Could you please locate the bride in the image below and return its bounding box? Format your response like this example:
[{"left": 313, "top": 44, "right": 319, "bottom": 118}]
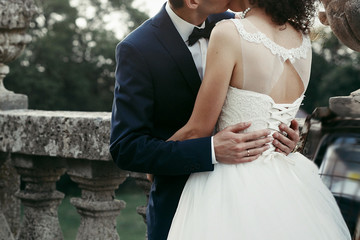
[{"left": 166, "top": 0, "right": 351, "bottom": 239}]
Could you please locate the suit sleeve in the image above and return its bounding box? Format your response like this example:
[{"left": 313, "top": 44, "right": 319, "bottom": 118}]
[{"left": 110, "top": 41, "right": 214, "bottom": 175}]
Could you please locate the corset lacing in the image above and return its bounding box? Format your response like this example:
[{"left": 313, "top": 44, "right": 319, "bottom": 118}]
[
  {"left": 262, "top": 97, "right": 303, "bottom": 165},
  {"left": 267, "top": 97, "right": 303, "bottom": 132}
]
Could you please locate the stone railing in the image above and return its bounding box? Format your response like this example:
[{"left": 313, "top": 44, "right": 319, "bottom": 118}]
[
  {"left": 0, "top": 110, "right": 314, "bottom": 240},
  {"left": 0, "top": 110, "right": 151, "bottom": 240},
  {"left": 1, "top": 102, "right": 359, "bottom": 240}
]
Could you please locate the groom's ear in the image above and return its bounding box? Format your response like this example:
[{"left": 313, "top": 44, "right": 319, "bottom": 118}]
[{"left": 185, "top": 0, "right": 200, "bottom": 9}]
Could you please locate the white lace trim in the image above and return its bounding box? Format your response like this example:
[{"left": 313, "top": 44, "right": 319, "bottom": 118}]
[{"left": 226, "top": 19, "right": 311, "bottom": 63}]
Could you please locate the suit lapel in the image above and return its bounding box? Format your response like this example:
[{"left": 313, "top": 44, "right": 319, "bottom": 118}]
[{"left": 151, "top": 5, "right": 202, "bottom": 97}]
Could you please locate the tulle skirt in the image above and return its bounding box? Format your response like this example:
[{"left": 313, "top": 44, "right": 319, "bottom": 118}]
[{"left": 167, "top": 152, "right": 351, "bottom": 240}]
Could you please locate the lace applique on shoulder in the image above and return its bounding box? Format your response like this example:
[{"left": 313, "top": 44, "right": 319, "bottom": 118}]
[{"left": 228, "top": 19, "right": 311, "bottom": 63}]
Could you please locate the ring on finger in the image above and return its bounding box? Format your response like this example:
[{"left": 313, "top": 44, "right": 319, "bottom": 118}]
[{"left": 247, "top": 150, "right": 250, "bottom": 157}]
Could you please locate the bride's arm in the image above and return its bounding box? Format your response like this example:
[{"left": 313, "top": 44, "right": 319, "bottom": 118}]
[{"left": 168, "top": 22, "right": 240, "bottom": 141}]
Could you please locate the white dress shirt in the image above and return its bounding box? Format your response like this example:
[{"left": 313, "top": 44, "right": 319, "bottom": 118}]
[{"left": 165, "top": 3, "right": 218, "bottom": 164}]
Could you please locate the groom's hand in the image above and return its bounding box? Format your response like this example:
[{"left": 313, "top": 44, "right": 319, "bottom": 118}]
[
  {"left": 272, "top": 119, "right": 300, "bottom": 155},
  {"left": 213, "top": 122, "right": 272, "bottom": 164}
]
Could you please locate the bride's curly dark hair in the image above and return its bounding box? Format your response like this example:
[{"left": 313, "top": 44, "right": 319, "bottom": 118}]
[{"left": 249, "top": 0, "right": 318, "bottom": 34}]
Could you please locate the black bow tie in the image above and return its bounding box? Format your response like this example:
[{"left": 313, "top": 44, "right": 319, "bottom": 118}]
[{"left": 187, "top": 20, "right": 215, "bottom": 46}]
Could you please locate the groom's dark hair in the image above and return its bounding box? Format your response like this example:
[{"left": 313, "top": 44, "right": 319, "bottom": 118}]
[{"left": 169, "top": 0, "right": 184, "bottom": 9}]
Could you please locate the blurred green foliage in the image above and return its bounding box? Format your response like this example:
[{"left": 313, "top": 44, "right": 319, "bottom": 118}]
[{"left": 5, "top": 0, "right": 148, "bottom": 111}]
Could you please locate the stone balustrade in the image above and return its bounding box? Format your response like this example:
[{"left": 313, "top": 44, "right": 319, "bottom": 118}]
[
  {"left": 0, "top": 101, "right": 358, "bottom": 240},
  {"left": 0, "top": 110, "right": 151, "bottom": 240}
]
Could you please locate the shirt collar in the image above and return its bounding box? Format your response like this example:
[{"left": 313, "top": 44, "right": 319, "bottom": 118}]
[{"left": 165, "top": 2, "right": 206, "bottom": 43}]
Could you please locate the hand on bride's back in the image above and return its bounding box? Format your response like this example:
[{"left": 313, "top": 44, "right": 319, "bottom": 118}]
[{"left": 213, "top": 122, "right": 272, "bottom": 164}]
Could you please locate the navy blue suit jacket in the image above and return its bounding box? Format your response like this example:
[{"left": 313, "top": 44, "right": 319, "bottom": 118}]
[{"left": 110, "top": 4, "right": 234, "bottom": 240}]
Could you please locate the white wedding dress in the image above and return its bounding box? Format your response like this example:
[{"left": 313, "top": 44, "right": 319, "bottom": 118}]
[{"left": 167, "top": 19, "right": 351, "bottom": 240}]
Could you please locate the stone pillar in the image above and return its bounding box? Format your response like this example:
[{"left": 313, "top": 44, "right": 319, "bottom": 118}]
[
  {"left": 0, "top": 63, "right": 28, "bottom": 109},
  {"left": 13, "top": 154, "right": 66, "bottom": 240},
  {"left": 0, "top": 213, "right": 15, "bottom": 240},
  {"left": 67, "top": 159, "right": 128, "bottom": 240},
  {"left": 0, "top": 152, "right": 16, "bottom": 240},
  {"left": 0, "top": 152, "right": 20, "bottom": 238},
  {"left": 130, "top": 172, "right": 151, "bottom": 240}
]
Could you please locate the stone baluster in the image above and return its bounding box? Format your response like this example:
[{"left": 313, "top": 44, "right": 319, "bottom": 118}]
[
  {"left": 0, "top": 152, "right": 20, "bottom": 239},
  {"left": 0, "top": 152, "right": 16, "bottom": 240},
  {"left": 12, "top": 154, "right": 66, "bottom": 240},
  {"left": 0, "top": 213, "right": 15, "bottom": 240},
  {"left": 67, "top": 159, "right": 128, "bottom": 240},
  {"left": 130, "top": 172, "right": 151, "bottom": 239}
]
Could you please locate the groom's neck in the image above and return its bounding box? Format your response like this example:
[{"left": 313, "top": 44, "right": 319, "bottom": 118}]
[{"left": 169, "top": 3, "right": 208, "bottom": 26}]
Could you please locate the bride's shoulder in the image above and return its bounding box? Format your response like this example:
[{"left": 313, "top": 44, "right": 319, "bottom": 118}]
[
  {"left": 213, "top": 19, "right": 243, "bottom": 36},
  {"left": 216, "top": 18, "right": 245, "bottom": 27},
  {"left": 209, "top": 20, "right": 242, "bottom": 48},
  {"left": 215, "top": 18, "right": 253, "bottom": 35}
]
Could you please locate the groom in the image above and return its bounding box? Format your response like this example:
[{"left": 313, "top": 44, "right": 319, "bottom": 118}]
[{"left": 110, "top": 0, "right": 300, "bottom": 239}]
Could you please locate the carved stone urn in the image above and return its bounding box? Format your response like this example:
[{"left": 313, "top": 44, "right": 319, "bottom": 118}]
[
  {"left": 318, "top": 0, "right": 360, "bottom": 113},
  {"left": 319, "top": 0, "right": 360, "bottom": 52},
  {"left": 0, "top": 0, "right": 38, "bottom": 110}
]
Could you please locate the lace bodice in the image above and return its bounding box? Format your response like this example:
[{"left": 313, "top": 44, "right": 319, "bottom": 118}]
[{"left": 216, "top": 87, "right": 303, "bottom": 134}]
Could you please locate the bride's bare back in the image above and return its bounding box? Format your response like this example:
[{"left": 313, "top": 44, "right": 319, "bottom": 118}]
[{"left": 228, "top": 17, "right": 312, "bottom": 104}]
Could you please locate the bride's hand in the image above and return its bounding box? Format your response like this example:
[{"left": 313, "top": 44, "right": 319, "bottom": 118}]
[{"left": 272, "top": 119, "right": 300, "bottom": 155}]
